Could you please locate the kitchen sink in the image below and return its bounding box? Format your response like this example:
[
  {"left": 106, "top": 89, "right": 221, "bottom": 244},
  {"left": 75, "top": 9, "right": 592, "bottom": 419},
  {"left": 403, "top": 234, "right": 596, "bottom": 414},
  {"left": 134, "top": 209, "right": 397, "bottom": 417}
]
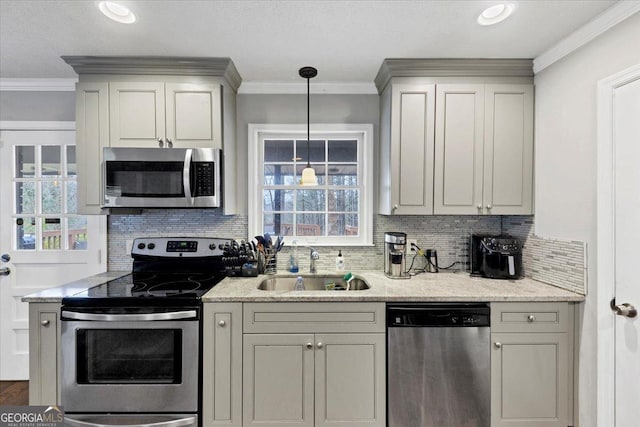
[{"left": 257, "top": 275, "right": 370, "bottom": 291}]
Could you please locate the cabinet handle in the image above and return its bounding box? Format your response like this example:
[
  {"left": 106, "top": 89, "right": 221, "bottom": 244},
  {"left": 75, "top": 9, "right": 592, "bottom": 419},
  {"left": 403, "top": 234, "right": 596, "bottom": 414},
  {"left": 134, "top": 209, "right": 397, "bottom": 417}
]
[
  {"left": 158, "top": 138, "right": 164, "bottom": 148},
  {"left": 317, "top": 342, "right": 324, "bottom": 349},
  {"left": 218, "top": 320, "right": 226, "bottom": 327},
  {"left": 166, "top": 138, "right": 173, "bottom": 148},
  {"left": 41, "top": 320, "right": 50, "bottom": 327},
  {"left": 494, "top": 342, "right": 502, "bottom": 348},
  {"left": 306, "top": 342, "right": 313, "bottom": 349},
  {"left": 527, "top": 315, "right": 535, "bottom": 323},
  {"left": 486, "top": 204, "right": 492, "bottom": 210},
  {"left": 477, "top": 204, "right": 482, "bottom": 210},
  {"left": 392, "top": 204, "right": 399, "bottom": 211}
]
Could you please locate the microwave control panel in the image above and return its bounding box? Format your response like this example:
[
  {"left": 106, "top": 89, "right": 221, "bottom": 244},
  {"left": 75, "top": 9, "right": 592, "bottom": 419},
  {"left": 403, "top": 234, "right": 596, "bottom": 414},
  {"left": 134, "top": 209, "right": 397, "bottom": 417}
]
[{"left": 192, "top": 162, "right": 215, "bottom": 197}]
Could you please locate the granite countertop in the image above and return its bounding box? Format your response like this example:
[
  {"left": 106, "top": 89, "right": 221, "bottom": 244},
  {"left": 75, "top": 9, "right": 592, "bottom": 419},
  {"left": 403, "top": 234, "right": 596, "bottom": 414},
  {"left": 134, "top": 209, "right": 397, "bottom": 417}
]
[
  {"left": 21, "top": 271, "right": 129, "bottom": 302},
  {"left": 202, "top": 270, "right": 585, "bottom": 302},
  {"left": 21, "top": 270, "right": 584, "bottom": 303}
]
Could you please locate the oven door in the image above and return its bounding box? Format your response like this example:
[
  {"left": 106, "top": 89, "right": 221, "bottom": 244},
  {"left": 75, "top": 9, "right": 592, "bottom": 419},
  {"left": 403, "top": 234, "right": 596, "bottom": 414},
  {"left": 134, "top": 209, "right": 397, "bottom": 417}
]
[{"left": 61, "top": 308, "right": 199, "bottom": 413}]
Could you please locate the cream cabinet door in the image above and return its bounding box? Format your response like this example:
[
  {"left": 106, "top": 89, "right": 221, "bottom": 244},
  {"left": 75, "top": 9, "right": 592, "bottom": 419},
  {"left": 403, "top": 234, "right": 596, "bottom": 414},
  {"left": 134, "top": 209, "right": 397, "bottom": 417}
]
[
  {"left": 491, "top": 333, "right": 570, "bottom": 427},
  {"left": 483, "top": 85, "right": 534, "bottom": 215},
  {"left": 28, "top": 303, "right": 60, "bottom": 405},
  {"left": 202, "top": 303, "right": 242, "bottom": 427},
  {"left": 165, "top": 83, "right": 222, "bottom": 149},
  {"left": 388, "top": 84, "right": 435, "bottom": 215},
  {"left": 434, "top": 84, "right": 485, "bottom": 214},
  {"left": 315, "top": 334, "right": 386, "bottom": 427},
  {"left": 109, "top": 82, "right": 165, "bottom": 147},
  {"left": 75, "top": 82, "right": 109, "bottom": 214},
  {"left": 243, "top": 334, "right": 315, "bottom": 427}
]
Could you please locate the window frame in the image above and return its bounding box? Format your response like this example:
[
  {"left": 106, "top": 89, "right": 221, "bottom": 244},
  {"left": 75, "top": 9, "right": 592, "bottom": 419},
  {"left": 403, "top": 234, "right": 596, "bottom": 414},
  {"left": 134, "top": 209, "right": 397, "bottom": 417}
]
[{"left": 248, "top": 124, "right": 374, "bottom": 246}]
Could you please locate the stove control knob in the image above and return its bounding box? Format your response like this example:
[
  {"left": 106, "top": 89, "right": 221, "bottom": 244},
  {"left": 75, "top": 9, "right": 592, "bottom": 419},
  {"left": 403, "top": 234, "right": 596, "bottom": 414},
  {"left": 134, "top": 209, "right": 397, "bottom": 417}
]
[
  {"left": 219, "top": 244, "right": 224, "bottom": 250},
  {"left": 137, "top": 243, "right": 146, "bottom": 250},
  {"left": 210, "top": 244, "right": 216, "bottom": 250},
  {"left": 148, "top": 243, "right": 156, "bottom": 250}
]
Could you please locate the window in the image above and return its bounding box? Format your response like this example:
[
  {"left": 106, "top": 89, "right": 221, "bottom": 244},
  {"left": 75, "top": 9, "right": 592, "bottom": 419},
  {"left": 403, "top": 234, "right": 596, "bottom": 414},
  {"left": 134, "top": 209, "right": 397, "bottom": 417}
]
[
  {"left": 13, "top": 142, "right": 87, "bottom": 251},
  {"left": 248, "top": 124, "right": 373, "bottom": 246}
]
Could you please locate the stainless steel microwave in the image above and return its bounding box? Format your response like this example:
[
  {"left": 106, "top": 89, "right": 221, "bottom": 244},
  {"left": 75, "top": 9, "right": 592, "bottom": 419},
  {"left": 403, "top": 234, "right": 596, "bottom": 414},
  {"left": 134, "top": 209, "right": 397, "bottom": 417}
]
[{"left": 103, "top": 147, "right": 221, "bottom": 208}]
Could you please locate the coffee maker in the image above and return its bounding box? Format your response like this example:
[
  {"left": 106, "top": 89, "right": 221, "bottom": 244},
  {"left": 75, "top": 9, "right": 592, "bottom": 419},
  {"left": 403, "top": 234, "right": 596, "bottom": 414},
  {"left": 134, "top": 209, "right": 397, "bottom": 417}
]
[{"left": 384, "top": 232, "right": 410, "bottom": 279}]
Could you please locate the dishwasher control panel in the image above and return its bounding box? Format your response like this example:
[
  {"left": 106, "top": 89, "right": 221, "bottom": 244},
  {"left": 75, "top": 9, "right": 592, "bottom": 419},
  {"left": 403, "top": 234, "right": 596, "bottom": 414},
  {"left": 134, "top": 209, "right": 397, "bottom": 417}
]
[{"left": 387, "top": 304, "right": 490, "bottom": 327}]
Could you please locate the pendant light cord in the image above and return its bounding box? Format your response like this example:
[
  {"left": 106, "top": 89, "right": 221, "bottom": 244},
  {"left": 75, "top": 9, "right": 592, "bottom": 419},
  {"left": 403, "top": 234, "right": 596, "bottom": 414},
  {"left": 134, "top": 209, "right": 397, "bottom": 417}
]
[{"left": 306, "top": 75, "right": 311, "bottom": 167}]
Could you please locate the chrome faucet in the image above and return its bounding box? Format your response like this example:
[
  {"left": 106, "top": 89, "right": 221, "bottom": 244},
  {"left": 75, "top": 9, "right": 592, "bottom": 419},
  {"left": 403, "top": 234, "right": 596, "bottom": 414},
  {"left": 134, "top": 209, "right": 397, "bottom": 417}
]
[{"left": 309, "top": 248, "right": 320, "bottom": 273}]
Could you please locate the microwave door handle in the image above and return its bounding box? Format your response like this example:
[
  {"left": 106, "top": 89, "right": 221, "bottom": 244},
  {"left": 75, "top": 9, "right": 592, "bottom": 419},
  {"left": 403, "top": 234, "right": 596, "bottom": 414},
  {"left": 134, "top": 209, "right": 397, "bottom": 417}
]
[
  {"left": 64, "top": 416, "right": 197, "bottom": 427},
  {"left": 183, "top": 148, "right": 193, "bottom": 200},
  {"left": 61, "top": 310, "right": 198, "bottom": 321}
]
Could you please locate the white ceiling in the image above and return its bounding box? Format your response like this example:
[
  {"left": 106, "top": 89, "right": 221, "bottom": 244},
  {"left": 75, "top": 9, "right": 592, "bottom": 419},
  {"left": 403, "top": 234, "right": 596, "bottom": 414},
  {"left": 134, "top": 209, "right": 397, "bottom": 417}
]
[{"left": 0, "top": 0, "right": 618, "bottom": 84}]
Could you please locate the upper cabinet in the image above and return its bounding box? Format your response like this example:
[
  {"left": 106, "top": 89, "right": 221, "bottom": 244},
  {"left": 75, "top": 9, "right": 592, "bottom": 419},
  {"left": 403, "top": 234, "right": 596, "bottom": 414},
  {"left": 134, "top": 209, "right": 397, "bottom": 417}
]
[
  {"left": 63, "top": 57, "right": 241, "bottom": 215},
  {"left": 109, "top": 82, "right": 222, "bottom": 149},
  {"left": 376, "top": 59, "right": 534, "bottom": 216}
]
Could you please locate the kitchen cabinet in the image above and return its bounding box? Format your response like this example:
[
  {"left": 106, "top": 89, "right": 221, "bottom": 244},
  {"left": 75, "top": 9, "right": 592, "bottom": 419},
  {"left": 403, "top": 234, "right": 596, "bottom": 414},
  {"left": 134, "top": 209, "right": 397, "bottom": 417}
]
[
  {"left": 378, "top": 83, "right": 435, "bottom": 215},
  {"left": 109, "top": 82, "right": 221, "bottom": 149},
  {"left": 28, "top": 302, "right": 61, "bottom": 405},
  {"left": 375, "top": 59, "right": 534, "bottom": 215},
  {"left": 434, "top": 84, "right": 534, "bottom": 215},
  {"left": 64, "top": 56, "right": 241, "bottom": 214},
  {"left": 490, "top": 302, "right": 574, "bottom": 427},
  {"left": 242, "top": 303, "right": 386, "bottom": 427},
  {"left": 202, "top": 303, "right": 242, "bottom": 427}
]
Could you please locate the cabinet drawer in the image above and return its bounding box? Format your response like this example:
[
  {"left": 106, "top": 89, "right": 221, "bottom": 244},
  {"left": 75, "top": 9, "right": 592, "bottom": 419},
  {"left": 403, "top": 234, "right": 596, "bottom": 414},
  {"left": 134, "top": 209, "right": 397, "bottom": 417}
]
[
  {"left": 491, "top": 302, "right": 570, "bottom": 333},
  {"left": 243, "top": 302, "right": 385, "bottom": 333}
]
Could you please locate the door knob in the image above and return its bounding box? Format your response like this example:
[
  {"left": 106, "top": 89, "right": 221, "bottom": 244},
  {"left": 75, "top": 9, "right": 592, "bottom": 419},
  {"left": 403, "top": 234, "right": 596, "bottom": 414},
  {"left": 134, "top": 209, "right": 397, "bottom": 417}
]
[
  {"left": 613, "top": 303, "right": 637, "bottom": 318},
  {"left": 1, "top": 253, "right": 10, "bottom": 262},
  {"left": 0, "top": 267, "right": 10, "bottom": 276}
]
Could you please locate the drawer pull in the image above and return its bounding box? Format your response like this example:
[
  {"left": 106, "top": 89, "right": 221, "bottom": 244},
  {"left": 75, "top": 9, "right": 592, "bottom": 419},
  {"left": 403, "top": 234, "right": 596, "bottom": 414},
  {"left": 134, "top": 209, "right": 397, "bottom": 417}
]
[
  {"left": 494, "top": 342, "right": 502, "bottom": 349},
  {"left": 306, "top": 342, "right": 313, "bottom": 349},
  {"left": 527, "top": 315, "right": 536, "bottom": 323},
  {"left": 41, "top": 320, "right": 50, "bottom": 327},
  {"left": 317, "top": 342, "right": 324, "bottom": 349},
  {"left": 218, "top": 320, "right": 226, "bottom": 327}
]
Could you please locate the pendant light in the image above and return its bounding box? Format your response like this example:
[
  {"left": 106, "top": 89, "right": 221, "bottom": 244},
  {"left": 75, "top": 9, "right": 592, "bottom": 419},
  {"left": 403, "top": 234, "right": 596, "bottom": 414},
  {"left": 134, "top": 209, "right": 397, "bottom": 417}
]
[{"left": 299, "top": 66, "right": 318, "bottom": 186}]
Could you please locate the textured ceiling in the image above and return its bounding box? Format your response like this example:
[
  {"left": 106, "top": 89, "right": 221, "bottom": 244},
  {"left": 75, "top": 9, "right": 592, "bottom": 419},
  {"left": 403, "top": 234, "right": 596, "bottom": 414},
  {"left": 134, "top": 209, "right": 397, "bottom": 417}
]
[{"left": 0, "top": 0, "right": 617, "bottom": 83}]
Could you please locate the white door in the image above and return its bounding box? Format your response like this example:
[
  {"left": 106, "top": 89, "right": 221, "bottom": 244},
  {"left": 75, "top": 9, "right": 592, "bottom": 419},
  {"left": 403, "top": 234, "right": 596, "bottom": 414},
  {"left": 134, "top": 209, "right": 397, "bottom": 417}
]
[
  {"left": 597, "top": 64, "right": 640, "bottom": 427},
  {"left": 612, "top": 75, "right": 640, "bottom": 425},
  {"left": 0, "top": 127, "right": 107, "bottom": 380}
]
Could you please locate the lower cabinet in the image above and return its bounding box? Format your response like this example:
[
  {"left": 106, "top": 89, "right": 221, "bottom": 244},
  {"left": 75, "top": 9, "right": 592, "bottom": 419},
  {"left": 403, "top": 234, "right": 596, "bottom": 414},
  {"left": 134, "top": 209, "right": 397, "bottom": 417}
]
[
  {"left": 202, "top": 303, "right": 243, "bottom": 427},
  {"left": 28, "top": 302, "right": 61, "bottom": 405},
  {"left": 242, "top": 303, "right": 386, "bottom": 427},
  {"left": 490, "top": 302, "right": 574, "bottom": 427}
]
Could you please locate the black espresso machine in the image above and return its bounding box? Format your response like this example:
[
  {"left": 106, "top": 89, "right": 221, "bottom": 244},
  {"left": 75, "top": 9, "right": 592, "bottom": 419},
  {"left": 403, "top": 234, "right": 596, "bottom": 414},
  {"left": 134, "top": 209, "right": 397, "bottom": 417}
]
[{"left": 470, "top": 235, "right": 523, "bottom": 279}]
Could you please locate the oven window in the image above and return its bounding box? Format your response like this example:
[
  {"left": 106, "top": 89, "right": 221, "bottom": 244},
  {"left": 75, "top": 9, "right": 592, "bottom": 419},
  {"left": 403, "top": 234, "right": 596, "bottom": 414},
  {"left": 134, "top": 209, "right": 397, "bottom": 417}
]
[
  {"left": 106, "top": 161, "right": 184, "bottom": 197},
  {"left": 76, "top": 329, "right": 182, "bottom": 384}
]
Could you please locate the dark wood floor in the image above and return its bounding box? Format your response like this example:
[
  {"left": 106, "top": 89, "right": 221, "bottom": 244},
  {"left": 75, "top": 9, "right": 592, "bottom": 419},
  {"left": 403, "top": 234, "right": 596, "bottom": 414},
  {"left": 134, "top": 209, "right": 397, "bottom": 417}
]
[{"left": 0, "top": 381, "right": 29, "bottom": 406}]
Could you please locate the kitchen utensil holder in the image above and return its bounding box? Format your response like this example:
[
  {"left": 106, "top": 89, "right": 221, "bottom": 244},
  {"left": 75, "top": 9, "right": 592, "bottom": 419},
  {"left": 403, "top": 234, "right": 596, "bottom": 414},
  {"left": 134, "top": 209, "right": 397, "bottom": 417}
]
[{"left": 264, "top": 248, "right": 277, "bottom": 274}]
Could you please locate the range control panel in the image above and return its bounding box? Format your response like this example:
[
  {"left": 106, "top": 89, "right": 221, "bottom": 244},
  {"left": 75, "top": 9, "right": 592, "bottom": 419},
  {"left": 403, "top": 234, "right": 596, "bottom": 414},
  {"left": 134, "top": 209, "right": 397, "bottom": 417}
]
[{"left": 131, "top": 237, "right": 233, "bottom": 257}]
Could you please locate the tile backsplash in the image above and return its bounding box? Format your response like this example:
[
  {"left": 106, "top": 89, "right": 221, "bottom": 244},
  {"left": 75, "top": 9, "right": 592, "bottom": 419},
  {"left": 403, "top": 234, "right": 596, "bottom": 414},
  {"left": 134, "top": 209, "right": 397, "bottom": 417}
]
[{"left": 108, "top": 211, "right": 586, "bottom": 295}]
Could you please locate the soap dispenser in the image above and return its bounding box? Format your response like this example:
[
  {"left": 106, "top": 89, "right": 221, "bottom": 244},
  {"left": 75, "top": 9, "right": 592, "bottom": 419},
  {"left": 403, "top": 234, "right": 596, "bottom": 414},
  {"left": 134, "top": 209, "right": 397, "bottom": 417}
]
[
  {"left": 335, "top": 250, "right": 345, "bottom": 271},
  {"left": 289, "top": 241, "right": 299, "bottom": 273}
]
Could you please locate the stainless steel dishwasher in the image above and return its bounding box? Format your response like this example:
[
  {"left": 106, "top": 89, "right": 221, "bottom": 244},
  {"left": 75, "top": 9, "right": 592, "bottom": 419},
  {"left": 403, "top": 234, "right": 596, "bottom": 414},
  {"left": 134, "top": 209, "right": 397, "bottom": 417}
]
[{"left": 387, "top": 303, "right": 490, "bottom": 427}]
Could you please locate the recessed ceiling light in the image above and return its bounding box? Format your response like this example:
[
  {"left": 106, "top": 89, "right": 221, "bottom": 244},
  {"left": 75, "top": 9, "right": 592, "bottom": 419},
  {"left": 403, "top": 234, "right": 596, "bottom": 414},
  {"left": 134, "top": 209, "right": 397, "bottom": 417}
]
[
  {"left": 477, "top": 3, "right": 515, "bottom": 26},
  {"left": 98, "top": 1, "right": 136, "bottom": 24}
]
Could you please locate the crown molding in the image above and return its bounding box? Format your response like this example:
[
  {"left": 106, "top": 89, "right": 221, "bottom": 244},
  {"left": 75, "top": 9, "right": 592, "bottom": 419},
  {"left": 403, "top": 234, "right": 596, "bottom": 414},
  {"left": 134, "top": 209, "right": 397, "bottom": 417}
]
[
  {"left": 374, "top": 58, "right": 534, "bottom": 93},
  {"left": 238, "top": 81, "right": 377, "bottom": 95},
  {"left": 0, "top": 78, "right": 77, "bottom": 91},
  {"left": 0, "top": 121, "right": 75, "bottom": 130},
  {"left": 61, "top": 56, "right": 242, "bottom": 92},
  {"left": 534, "top": 1, "right": 640, "bottom": 74}
]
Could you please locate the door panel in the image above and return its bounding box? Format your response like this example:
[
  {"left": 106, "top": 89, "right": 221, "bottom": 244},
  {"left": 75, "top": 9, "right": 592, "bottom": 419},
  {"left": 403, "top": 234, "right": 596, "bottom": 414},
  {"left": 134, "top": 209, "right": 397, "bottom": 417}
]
[
  {"left": 165, "top": 83, "right": 222, "bottom": 148},
  {"left": 613, "top": 76, "right": 640, "bottom": 425},
  {"left": 109, "top": 82, "right": 164, "bottom": 146},
  {"left": 434, "top": 85, "right": 484, "bottom": 214},
  {"left": 484, "top": 85, "right": 534, "bottom": 214},
  {"left": 0, "top": 129, "right": 107, "bottom": 380},
  {"left": 243, "top": 334, "right": 314, "bottom": 427}
]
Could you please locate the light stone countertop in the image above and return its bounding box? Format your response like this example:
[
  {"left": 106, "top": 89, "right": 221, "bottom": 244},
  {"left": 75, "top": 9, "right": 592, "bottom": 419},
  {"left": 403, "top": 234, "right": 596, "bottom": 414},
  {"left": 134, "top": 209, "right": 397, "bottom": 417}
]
[
  {"left": 202, "top": 270, "right": 585, "bottom": 302},
  {"left": 21, "top": 270, "right": 585, "bottom": 303},
  {"left": 21, "top": 271, "right": 129, "bottom": 302}
]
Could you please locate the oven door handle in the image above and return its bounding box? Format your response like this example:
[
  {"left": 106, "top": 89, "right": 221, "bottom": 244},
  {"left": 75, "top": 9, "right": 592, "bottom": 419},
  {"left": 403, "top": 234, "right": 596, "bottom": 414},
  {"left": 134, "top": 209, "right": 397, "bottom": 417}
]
[
  {"left": 64, "top": 416, "right": 196, "bottom": 427},
  {"left": 61, "top": 310, "right": 198, "bottom": 321}
]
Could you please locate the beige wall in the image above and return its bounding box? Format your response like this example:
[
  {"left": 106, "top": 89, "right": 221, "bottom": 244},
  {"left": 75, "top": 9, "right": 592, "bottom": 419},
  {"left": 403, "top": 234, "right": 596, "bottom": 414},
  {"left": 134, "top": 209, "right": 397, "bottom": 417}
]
[
  {"left": 0, "top": 91, "right": 75, "bottom": 121},
  {"left": 534, "top": 12, "right": 640, "bottom": 426}
]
